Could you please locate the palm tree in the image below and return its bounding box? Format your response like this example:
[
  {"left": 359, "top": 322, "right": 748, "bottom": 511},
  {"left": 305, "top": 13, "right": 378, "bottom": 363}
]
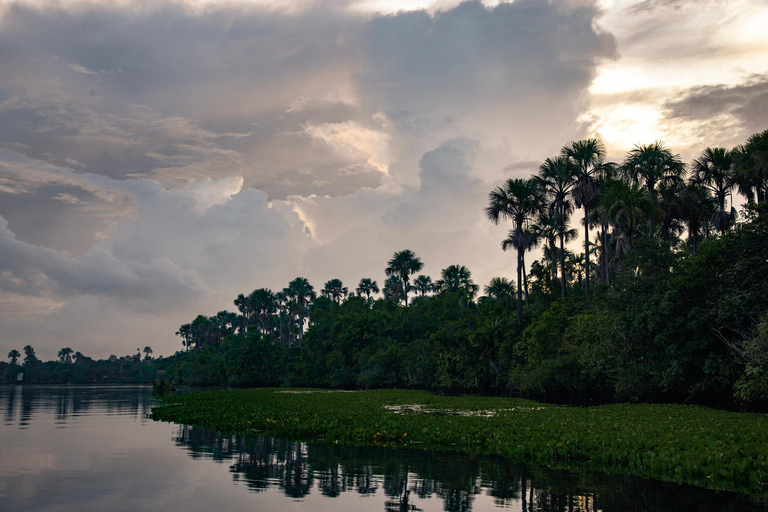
[
  {"left": 486, "top": 178, "right": 543, "bottom": 324},
  {"left": 248, "top": 288, "right": 277, "bottom": 336},
  {"left": 562, "top": 139, "right": 613, "bottom": 298},
  {"left": 537, "top": 156, "right": 577, "bottom": 300},
  {"left": 383, "top": 275, "right": 405, "bottom": 304},
  {"left": 58, "top": 347, "right": 74, "bottom": 364},
  {"left": 692, "top": 147, "right": 736, "bottom": 233},
  {"left": 284, "top": 277, "right": 316, "bottom": 346},
  {"left": 233, "top": 293, "right": 252, "bottom": 335},
  {"left": 413, "top": 275, "right": 433, "bottom": 297},
  {"left": 679, "top": 180, "right": 715, "bottom": 254},
  {"left": 600, "top": 179, "right": 658, "bottom": 253},
  {"left": 733, "top": 129, "right": 768, "bottom": 203},
  {"left": 7, "top": 349, "right": 20, "bottom": 366},
  {"left": 142, "top": 346, "right": 153, "bottom": 360},
  {"left": 176, "top": 324, "right": 193, "bottom": 351},
  {"left": 322, "top": 279, "right": 348, "bottom": 304},
  {"left": 385, "top": 250, "right": 424, "bottom": 307},
  {"left": 435, "top": 265, "right": 479, "bottom": 299},
  {"left": 501, "top": 227, "right": 537, "bottom": 308},
  {"left": 621, "top": 141, "right": 685, "bottom": 236},
  {"left": 483, "top": 277, "right": 516, "bottom": 311},
  {"left": 356, "top": 278, "right": 379, "bottom": 301},
  {"left": 23, "top": 345, "right": 38, "bottom": 366}
]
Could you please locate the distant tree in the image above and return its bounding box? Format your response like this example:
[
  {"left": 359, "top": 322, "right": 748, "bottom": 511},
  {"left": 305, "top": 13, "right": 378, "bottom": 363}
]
[
  {"left": 176, "top": 324, "right": 193, "bottom": 352},
  {"left": 58, "top": 347, "right": 74, "bottom": 364},
  {"left": 413, "top": 275, "right": 434, "bottom": 298},
  {"left": 601, "top": 179, "right": 657, "bottom": 254},
  {"left": 435, "top": 265, "right": 479, "bottom": 299},
  {"left": 248, "top": 288, "right": 277, "bottom": 335},
  {"left": 7, "top": 349, "right": 20, "bottom": 366},
  {"left": 356, "top": 278, "right": 379, "bottom": 301},
  {"left": 233, "top": 294, "right": 253, "bottom": 335},
  {"left": 143, "top": 346, "right": 153, "bottom": 360},
  {"left": 382, "top": 275, "right": 405, "bottom": 304},
  {"left": 385, "top": 250, "right": 424, "bottom": 307},
  {"left": 23, "top": 345, "right": 39, "bottom": 366},
  {"left": 321, "top": 279, "right": 348, "bottom": 304},
  {"left": 483, "top": 277, "right": 515, "bottom": 310},
  {"left": 284, "top": 277, "right": 316, "bottom": 346}
]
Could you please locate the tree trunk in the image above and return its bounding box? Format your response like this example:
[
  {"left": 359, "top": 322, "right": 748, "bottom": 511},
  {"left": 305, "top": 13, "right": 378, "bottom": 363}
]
[
  {"left": 559, "top": 223, "right": 567, "bottom": 301},
  {"left": 583, "top": 205, "right": 590, "bottom": 298},
  {"left": 517, "top": 247, "right": 523, "bottom": 325},
  {"left": 603, "top": 225, "right": 610, "bottom": 287},
  {"left": 522, "top": 252, "right": 530, "bottom": 309}
]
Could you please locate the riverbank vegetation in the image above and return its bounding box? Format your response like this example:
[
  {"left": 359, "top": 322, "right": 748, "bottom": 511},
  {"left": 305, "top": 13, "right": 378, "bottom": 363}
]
[
  {"left": 151, "top": 388, "right": 768, "bottom": 495},
  {"left": 148, "top": 131, "right": 768, "bottom": 410}
]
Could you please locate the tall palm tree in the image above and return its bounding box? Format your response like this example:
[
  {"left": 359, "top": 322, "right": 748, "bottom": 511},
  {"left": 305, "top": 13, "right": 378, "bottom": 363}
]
[
  {"left": 529, "top": 212, "right": 559, "bottom": 283},
  {"left": 621, "top": 141, "right": 685, "bottom": 236},
  {"left": 562, "top": 139, "right": 612, "bottom": 298},
  {"left": 321, "top": 279, "right": 348, "bottom": 304},
  {"left": 486, "top": 178, "right": 543, "bottom": 324},
  {"left": 142, "top": 346, "right": 153, "bottom": 360},
  {"left": 435, "top": 265, "right": 479, "bottom": 299},
  {"left": 692, "top": 147, "right": 736, "bottom": 233},
  {"left": 733, "top": 129, "right": 768, "bottom": 204},
  {"left": 483, "top": 277, "right": 516, "bottom": 311},
  {"left": 385, "top": 250, "right": 424, "bottom": 307},
  {"left": 413, "top": 275, "right": 433, "bottom": 298},
  {"left": 284, "top": 277, "right": 316, "bottom": 346},
  {"left": 356, "top": 278, "right": 379, "bottom": 301},
  {"left": 537, "top": 156, "right": 577, "bottom": 300},
  {"left": 175, "top": 324, "right": 192, "bottom": 351}
]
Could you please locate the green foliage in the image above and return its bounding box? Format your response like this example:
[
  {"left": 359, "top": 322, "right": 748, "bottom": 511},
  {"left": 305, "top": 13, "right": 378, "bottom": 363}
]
[{"left": 152, "top": 388, "right": 768, "bottom": 495}]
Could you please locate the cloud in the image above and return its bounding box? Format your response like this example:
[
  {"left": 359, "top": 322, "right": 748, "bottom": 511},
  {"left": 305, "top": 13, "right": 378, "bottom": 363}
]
[
  {"left": 0, "top": 0, "right": 618, "bottom": 358},
  {"left": 662, "top": 75, "right": 768, "bottom": 146}
]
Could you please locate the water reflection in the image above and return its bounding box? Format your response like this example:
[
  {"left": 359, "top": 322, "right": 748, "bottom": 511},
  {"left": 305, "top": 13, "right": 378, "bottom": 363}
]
[
  {"left": 171, "top": 423, "right": 768, "bottom": 512},
  {"left": 1, "top": 385, "right": 767, "bottom": 512}
]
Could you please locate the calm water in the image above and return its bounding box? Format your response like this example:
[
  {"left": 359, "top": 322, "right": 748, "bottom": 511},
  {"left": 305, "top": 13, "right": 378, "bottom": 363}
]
[{"left": 1, "top": 385, "right": 766, "bottom": 512}]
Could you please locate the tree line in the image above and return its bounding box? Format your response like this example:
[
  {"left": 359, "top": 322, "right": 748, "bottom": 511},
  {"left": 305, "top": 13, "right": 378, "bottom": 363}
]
[{"left": 5, "top": 129, "right": 768, "bottom": 407}]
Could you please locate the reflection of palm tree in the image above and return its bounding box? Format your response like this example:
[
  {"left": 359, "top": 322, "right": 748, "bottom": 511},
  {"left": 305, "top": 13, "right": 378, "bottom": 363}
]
[
  {"left": 385, "top": 250, "right": 424, "bottom": 308},
  {"left": 486, "top": 178, "right": 542, "bottom": 324}
]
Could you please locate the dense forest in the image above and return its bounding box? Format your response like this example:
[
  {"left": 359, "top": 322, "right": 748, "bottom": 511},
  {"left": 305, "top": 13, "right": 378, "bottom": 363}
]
[{"left": 5, "top": 130, "right": 768, "bottom": 409}]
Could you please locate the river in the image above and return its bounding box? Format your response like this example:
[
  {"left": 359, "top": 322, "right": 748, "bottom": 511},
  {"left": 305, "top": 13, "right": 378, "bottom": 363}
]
[{"left": 0, "top": 385, "right": 765, "bottom": 511}]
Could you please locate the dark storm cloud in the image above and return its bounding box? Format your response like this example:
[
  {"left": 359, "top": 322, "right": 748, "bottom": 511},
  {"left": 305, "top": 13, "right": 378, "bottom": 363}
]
[{"left": 663, "top": 75, "right": 768, "bottom": 142}]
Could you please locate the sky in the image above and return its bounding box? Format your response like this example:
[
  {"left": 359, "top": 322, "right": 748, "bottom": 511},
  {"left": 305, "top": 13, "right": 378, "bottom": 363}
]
[{"left": 0, "top": 0, "right": 766, "bottom": 360}]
